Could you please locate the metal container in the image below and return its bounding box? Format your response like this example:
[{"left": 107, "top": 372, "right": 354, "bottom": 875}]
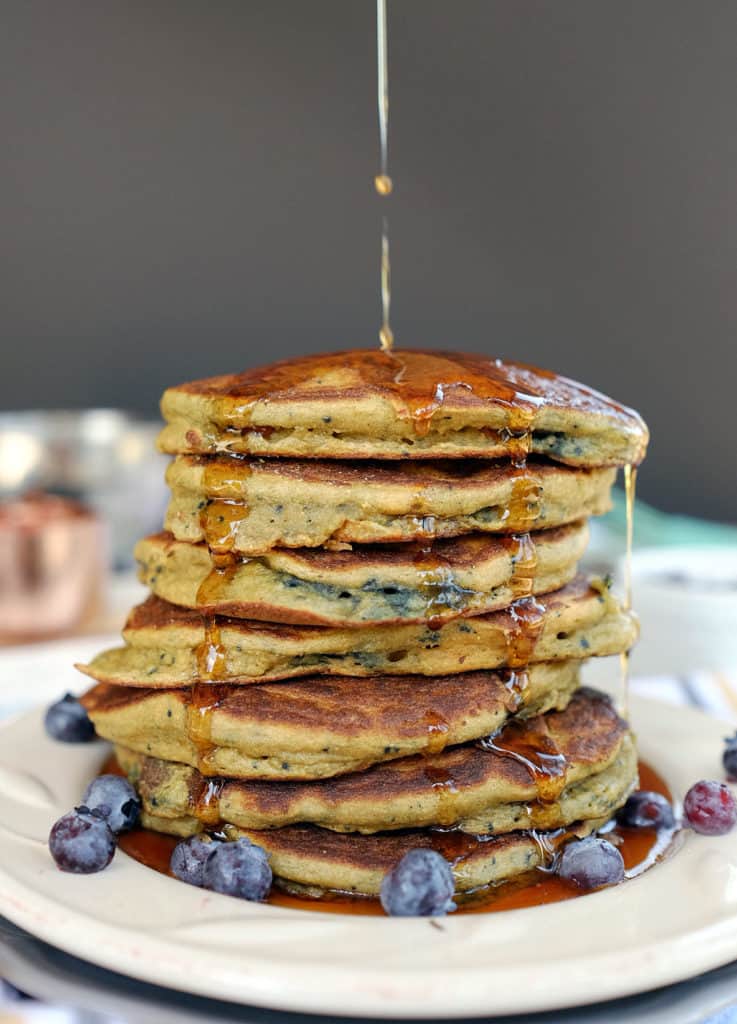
[{"left": 0, "top": 409, "right": 168, "bottom": 569}]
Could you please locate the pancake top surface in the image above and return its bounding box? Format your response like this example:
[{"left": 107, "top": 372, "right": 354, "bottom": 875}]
[
  {"left": 170, "top": 349, "right": 631, "bottom": 419},
  {"left": 160, "top": 349, "right": 648, "bottom": 466}
]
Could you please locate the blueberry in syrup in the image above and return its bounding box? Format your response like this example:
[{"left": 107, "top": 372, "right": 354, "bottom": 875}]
[
  {"left": 82, "top": 775, "right": 141, "bottom": 834},
  {"left": 556, "top": 836, "right": 625, "bottom": 890},
  {"left": 380, "top": 849, "right": 456, "bottom": 917},
  {"left": 683, "top": 780, "right": 737, "bottom": 836},
  {"left": 171, "top": 835, "right": 220, "bottom": 887},
  {"left": 48, "top": 807, "right": 116, "bottom": 874},
  {"left": 44, "top": 693, "right": 95, "bottom": 743},
  {"left": 202, "top": 838, "right": 272, "bottom": 901},
  {"left": 723, "top": 733, "right": 737, "bottom": 781},
  {"left": 617, "top": 791, "right": 675, "bottom": 830}
]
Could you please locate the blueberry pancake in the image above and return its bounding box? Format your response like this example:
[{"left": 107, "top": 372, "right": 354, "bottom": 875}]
[
  {"left": 76, "top": 577, "right": 636, "bottom": 689},
  {"left": 143, "top": 818, "right": 611, "bottom": 898},
  {"left": 159, "top": 349, "right": 648, "bottom": 467},
  {"left": 133, "top": 520, "right": 588, "bottom": 627},
  {"left": 165, "top": 455, "right": 615, "bottom": 555},
  {"left": 81, "top": 660, "right": 581, "bottom": 780},
  {"left": 114, "top": 689, "right": 637, "bottom": 835}
]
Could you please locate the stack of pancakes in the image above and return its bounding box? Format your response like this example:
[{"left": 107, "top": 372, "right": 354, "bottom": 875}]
[{"left": 79, "top": 350, "right": 648, "bottom": 901}]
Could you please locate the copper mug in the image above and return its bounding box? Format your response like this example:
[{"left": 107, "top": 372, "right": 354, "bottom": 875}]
[{"left": 0, "top": 493, "right": 106, "bottom": 642}]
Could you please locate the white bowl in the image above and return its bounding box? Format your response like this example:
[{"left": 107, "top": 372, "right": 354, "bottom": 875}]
[{"left": 623, "top": 546, "right": 737, "bottom": 675}]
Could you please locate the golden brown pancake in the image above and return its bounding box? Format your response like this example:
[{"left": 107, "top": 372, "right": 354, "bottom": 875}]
[
  {"left": 158, "top": 349, "right": 648, "bottom": 467},
  {"left": 116, "top": 689, "right": 635, "bottom": 834},
  {"left": 165, "top": 455, "right": 616, "bottom": 555},
  {"left": 134, "top": 521, "right": 588, "bottom": 627},
  {"left": 76, "top": 577, "right": 635, "bottom": 689},
  {"left": 137, "top": 818, "right": 608, "bottom": 896},
  {"left": 81, "top": 661, "right": 581, "bottom": 780}
]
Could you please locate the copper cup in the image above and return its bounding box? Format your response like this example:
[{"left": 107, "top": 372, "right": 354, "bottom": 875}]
[{"left": 0, "top": 493, "right": 106, "bottom": 642}]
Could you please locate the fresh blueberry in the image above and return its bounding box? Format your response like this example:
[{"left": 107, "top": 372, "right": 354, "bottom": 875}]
[
  {"left": 723, "top": 733, "right": 737, "bottom": 781},
  {"left": 202, "top": 838, "right": 272, "bottom": 901},
  {"left": 44, "top": 693, "right": 95, "bottom": 743},
  {"left": 81, "top": 775, "right": 141, "bottom": 834},
  {"left": 684, "top": 780, "right": 737, "bottom": 835},
  {"left": 171, "top": 835, "right": 219, "bottom": 887},
  {"left": 48, "top": 807, "right": 116, "bottom": 873},
  {"left": 557, "top": 837, "right": 624, "bottom": 890},
  {"left": 380, "top": 849, "right": 456, "bottom": 917},
  {"left": 617, "top": 791, "right": 675, "bottom": 830}
]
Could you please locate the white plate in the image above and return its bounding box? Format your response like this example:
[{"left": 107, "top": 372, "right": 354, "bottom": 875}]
[{"left": 0, "top": 697, "right": 735, "bottom": 1019}]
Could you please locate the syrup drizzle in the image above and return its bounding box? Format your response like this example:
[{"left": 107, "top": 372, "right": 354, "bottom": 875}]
[
  {"left": 198, "top": 459, "right": 251, "bottom": 564},
  {"left": 375, "top": 0, "right": 393, "bottom": 352},
  {"left": 423, "top": 710, "right": 451, "bottom": 755},
  {"left": 502, "top": 532, "right": 539, "bottom": 601},
  {"left": 478, "top": 718, "right": 568, "bottom": 804},
  {"left": 185, "top": 683, "right": 227, "bottom": 774},
  {"left": 505, "top": 598, "right": 546, "bottom": 668},
  {"left": 424, "top": 764, "right": 460, "bottom": 827}
]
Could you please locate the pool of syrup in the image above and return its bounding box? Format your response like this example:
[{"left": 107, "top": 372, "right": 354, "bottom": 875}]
[{"left": 115, "top": 759, "right": 676, "bottom": 917}]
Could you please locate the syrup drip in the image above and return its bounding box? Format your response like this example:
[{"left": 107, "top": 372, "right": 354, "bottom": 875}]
[
  {"left": 424, "top": 765, "right": 460, "bottom": 827},
  {"left": 194, "top": 778, "right": 225, "bottom": 828},
  {"left": 478, "top": 718, "right": 568, "bottom": 804},
  {"left": 619, "top": 463, "right": 637, "bottom": 718},
  {"left": 502, "top": 532, "right": 538, "bottom": 601},
  {"left": 505, "top": 598, "right": 546, "bottom": 668},
  {"left": 199, "top": 460, "right": 251, "bottom": 565},
  {"left": 528, "top": 827, "right": 573, "bottom": 871},
  {"left": 194, "top": 619, "right": 227, "bottom": 681},
  {"left": 195, "top": 560, "right": 240, "bottom": 620},
  {"left": 411, "top": 542, "right": 467, "bottom": 624},
  {"left": 186, "top": 683, "right": 227, "bottom": 774},
  {"left": 504, "top": 465, "right": 543, "bottom": 529},
  {"left": 423, "top": 710, "right": 451, "bottom": 755},
  {"left": 116, "top": 759, "right": 674, "bottom": 917},
  {"left": 499, "top": 669, "right": 530, "bottom": 713},
  {"left": 497, "top": 405, "right": 536, "bottom": 466},
  {"left": 375, "top": 0, "right": 393, "bottom": 351}
]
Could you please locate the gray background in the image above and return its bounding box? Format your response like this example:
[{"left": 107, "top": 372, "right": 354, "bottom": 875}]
[{"left": 1, "top": 1, "right": 735, "bottom": 520}]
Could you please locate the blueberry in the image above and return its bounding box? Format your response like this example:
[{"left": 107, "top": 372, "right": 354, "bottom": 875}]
[
  {"left": 48, "top": 807, "right": 116, "bottom": 873},
  {"left": 202, "top": 838, "right": 272, "bottom": 901},
  {"left": 380, "top": 849, "right": 456, "bottom": 917},
  {"left": 684, "top": 780, "right": 737, "bottom": 835},
  {"left": 44, "top": 693, "right": 95, "bottom": 743},
  {"left": 171, "top": 835, "right": 219, "bottom": 887},
  {"left": 81, "top": 775, "right": 141, "bottom": 834},
  {"left": 617, "top": 791, "right": 675, "bottom": 830},
  {"left": 557, "top": 837, "right": 624, "bottom": 890},
  {"left": 723, "top": 733, "right": 737, "bottom": 781}
]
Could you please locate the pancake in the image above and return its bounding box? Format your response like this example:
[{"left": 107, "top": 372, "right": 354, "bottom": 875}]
[
  {"left": 158, "top": 349, "right": 648, "bottom": 467},
  {"left": 165, "top": 455, "right": 616, "bottom": 555},
  {"left": 138, "top": 818, "right": 608, "bottom": 897},
  {"left": 81, "top": 661, "right": 581, "bottom": 780},
  {"left": 134, "top": 521, "right": 588, "bottom": 627},
  {"left": 115, "top": 689, "right": 636, "bottom": 834},
  {"left": 76, "top": 578, "right": 636, "bottom": 688}
]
